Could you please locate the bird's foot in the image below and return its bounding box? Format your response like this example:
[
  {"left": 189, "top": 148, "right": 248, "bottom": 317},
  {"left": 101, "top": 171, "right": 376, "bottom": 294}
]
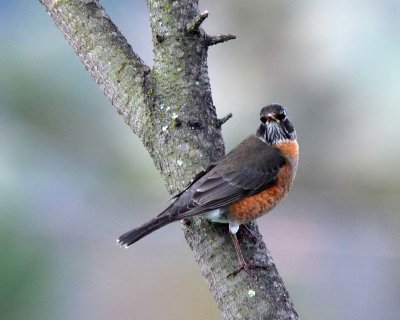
[{"left": 227, "top": 261, "right": 268, "bottom": 278}]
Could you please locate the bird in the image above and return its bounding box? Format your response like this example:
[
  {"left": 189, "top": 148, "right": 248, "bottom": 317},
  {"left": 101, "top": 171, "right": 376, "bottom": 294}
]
[{"left": 118, "top": 104, "right": 299, "bottom": 276}]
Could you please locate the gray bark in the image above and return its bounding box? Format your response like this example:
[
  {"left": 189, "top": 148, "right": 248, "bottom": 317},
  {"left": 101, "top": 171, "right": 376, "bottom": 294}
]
[{"left": 38, "top": 0, "right": 299, "bottom": 319}]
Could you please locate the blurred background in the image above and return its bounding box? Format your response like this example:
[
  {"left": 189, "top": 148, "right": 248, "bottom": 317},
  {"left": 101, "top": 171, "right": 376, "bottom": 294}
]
[{"left": 1, "top": 1, "right": 399, "bottom": 319}]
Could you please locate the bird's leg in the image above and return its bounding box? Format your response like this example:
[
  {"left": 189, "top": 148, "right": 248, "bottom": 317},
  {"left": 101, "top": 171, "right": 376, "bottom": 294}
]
[
  {"left": 241, "top": 223, "right": 262, "bottom": 242},
  {"left": 227, "top": 226, "right": 269, "bottom": 278},
  {"left": 228, "top": 231, "right": 249, "bottom": 277}
]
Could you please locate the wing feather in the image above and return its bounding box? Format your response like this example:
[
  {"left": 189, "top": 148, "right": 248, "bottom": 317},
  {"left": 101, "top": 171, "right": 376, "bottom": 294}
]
[{"left": 165, "top": 136, "right": 286, "bottom": 220}]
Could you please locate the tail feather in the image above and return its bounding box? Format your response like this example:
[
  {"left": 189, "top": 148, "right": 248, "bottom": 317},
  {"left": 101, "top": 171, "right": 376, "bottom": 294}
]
[{"left": 117, "top": 215, "right": 174, "bottom": 247}]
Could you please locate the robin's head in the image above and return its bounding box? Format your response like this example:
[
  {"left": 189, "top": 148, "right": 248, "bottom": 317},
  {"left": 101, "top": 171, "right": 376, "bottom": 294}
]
[{"left": 256, "top": 104, "right": 296, "bottom": 144}]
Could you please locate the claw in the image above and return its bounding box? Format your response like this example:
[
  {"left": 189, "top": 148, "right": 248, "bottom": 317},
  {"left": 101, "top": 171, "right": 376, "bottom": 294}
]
[
  {"left": 228, "top": 262, "right": 268, "bottom": 278},
  {"left": 227, "top": 227, "right": 268, "bottom": 278}
]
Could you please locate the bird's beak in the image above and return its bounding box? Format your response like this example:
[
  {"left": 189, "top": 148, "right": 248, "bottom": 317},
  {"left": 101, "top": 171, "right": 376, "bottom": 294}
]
[{"left": 266, "top": 113, "right": 277, "bottom": 122}]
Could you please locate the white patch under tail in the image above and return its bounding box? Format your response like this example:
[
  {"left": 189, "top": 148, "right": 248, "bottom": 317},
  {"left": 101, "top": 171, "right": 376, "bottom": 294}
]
[{"left": 205, "top": 209, "right": 229, "bottom": 224}]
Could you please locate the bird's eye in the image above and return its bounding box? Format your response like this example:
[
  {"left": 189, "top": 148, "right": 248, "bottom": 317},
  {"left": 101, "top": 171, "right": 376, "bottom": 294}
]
[
  {"left": 275, "top": 111, "right": 286, "bottom": 121},
  {"left": 260, "top": 116, "right": 267, "bottom": 123}
]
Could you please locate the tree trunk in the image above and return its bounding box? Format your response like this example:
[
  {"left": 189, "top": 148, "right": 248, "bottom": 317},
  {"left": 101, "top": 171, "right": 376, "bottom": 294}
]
[{"left": 38, "top": 0, "right": 299, "bottom": 319}]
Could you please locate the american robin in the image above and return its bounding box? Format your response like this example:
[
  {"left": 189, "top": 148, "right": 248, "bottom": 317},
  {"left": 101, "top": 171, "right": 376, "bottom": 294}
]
[{"left": 118, "top": 104, "right": 299, "bottom": 276}]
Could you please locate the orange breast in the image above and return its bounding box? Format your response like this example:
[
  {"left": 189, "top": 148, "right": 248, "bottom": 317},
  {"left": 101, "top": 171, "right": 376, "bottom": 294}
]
[
  {"left": 276, "top": 140, "right": 299, "bottom": 158},
  {"left": 228, "top": 140, "right": 298, "bottom": 224}
]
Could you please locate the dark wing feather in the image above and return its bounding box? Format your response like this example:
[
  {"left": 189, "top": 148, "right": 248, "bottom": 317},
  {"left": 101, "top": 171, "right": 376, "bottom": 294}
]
[
  {"left": 118, "top": 136, "right": 285, "bottom": 247},
  {"left": 169, "top": 164, "right": 216, "bottom": 201},
  {"left": 190, "top": 165, "right": 281, "bottom": 211},
  {"left": 169, "top": 135, "right": 285, "bottom": 218}
]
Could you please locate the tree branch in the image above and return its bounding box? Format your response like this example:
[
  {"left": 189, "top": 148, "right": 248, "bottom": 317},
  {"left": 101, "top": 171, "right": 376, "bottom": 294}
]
[
  {"left": 39, "top": 0, "right": 298, "bottom": 319},
  {"left": 217, "top": 112, "right": 233, "bottom": 128},
  {"left": 38, "top": 0, "right": 151, "bottom": 137},
  {"left": 187, "top": 10, "right": 209, "bottom": 33},
  {"left": 205, "top": 34, "right": 237, "bottom": 46}
]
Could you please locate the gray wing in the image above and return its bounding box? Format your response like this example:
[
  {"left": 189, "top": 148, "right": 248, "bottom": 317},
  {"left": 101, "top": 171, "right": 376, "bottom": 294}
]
[{"left": 165, "top": 136, "right": 286, "bottom": 218}]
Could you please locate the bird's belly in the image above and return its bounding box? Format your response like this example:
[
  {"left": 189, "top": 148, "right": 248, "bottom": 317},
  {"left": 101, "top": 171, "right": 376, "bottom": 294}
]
[{"left": 228, "top": 162, "right": 296, "bottom": 224}]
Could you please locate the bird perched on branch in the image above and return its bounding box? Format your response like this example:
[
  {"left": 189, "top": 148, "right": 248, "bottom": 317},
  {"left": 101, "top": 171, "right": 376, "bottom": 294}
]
[{"left": 118, "top": 104, "right": 299, "bottom": 276}]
